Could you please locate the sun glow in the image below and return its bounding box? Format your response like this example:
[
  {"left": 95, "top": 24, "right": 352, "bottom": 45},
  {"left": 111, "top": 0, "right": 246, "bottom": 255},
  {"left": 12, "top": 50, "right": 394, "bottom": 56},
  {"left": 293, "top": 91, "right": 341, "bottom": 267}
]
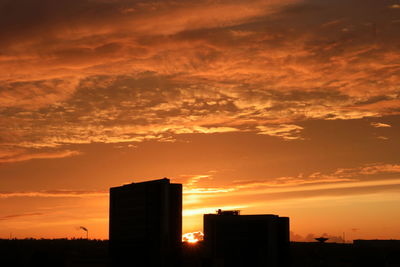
[{"left": 182, "top": 231, "right": 204, "bottom": 243}]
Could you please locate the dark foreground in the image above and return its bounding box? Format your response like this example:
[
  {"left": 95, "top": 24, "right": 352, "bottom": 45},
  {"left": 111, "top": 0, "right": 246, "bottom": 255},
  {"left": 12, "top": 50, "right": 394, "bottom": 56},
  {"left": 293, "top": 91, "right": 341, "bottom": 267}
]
[{"left": 1, "top": 239, "right": 399, "bottom": 267}]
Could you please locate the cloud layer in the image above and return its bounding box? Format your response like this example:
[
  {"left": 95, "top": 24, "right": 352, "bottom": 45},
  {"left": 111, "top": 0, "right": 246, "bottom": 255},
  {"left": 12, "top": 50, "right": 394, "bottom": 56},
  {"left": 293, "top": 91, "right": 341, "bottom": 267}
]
[{"left": 0, "top": 0, "right": 399, "bottom": 161}]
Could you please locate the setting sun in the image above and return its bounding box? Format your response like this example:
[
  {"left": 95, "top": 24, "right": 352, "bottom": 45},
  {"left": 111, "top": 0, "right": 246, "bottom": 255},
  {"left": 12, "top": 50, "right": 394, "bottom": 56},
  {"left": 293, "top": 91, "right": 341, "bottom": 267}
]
[{"left": 182, "top": 231, "right": 204, "bottom": 244}]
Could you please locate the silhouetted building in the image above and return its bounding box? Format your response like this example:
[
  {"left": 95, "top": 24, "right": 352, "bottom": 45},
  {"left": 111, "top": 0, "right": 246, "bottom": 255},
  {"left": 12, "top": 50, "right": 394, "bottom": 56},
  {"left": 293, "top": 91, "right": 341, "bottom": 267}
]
[
  {"left": 203, "top": 210, "right": 289, "bottom": 267},
  {"left": 354, "top": 239, "right": 400, "bottom": 248},
  {"left": 354, "top": 240, "right": 400, "bottom": 267},
  {"left": 109, "top": 178, "right": 182, "bottom": 267}
]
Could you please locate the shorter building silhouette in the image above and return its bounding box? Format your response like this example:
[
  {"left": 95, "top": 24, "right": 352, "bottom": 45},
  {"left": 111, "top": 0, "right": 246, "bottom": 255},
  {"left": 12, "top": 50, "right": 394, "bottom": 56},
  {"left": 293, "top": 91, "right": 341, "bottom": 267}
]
[
  {"left": 354, "top": 240, "right": 400, "bottom": 267},
  {"left": 109, "top": 178, "right": 182, "bottom": 267},
  {"left": 203, "top": 210, "right": 289, "bottom": 267}
]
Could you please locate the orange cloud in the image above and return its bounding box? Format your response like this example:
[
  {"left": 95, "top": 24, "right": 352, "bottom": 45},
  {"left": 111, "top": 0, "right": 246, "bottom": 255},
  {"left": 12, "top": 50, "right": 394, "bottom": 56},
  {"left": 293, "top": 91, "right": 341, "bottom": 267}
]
[
  {"left": 256, "top": 124, "right": 303, "bottom": 140},
  {"left": 0, "top": 212, "right": 44, "bottom": 221},
  {"left": 0, "top": 149, "right": 81, "bottom": 163},
  {"left": 0, "top": 190, "right": 108, "bottom": 199},
  {"left": 371, "top": 122, "right": 392, "bottom": 128},
  {"left": 181, "top": 163, "right": 400, "bottom": 209},
  {"left": 0, "top": 0, "right": 399, "bottom": 162}
]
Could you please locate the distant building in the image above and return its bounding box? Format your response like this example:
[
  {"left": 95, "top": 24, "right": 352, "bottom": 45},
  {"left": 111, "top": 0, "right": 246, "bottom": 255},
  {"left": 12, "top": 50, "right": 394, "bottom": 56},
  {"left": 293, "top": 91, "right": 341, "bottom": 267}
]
[
  {"left": 354, "top": 239, "right": 400, "bottom": 248},
  {"left": 354, "top": 240, "right": 400, "bottom": 266},
  {"left": 109, "top": 178, "right": 182, "bottom": 267},
  {"left": 203, "top": 210, "right": 290, "bottom": 267}
]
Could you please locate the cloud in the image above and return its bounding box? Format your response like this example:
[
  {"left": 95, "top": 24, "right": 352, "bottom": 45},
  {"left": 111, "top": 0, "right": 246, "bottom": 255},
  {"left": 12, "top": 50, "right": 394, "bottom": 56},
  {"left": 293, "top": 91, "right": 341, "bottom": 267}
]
[
  {"left": 377, "top": 136, "right": 389, "bottom": 140},
  {"left": 0, "top": 78, "right": 79, "bottom": 109},
  {"left": 181, "top": 163, "right": 400, "bottom": 209},
  {"left": 182, "top": 162, "right": 400, "bottom": 197},
  {"left": 231, "top": 176, "right": 355, "bottom": 189},
  {"left": 0, "top": 0, "right": 399, "bottom": 159},
  {"left": 182, "top": 174, "right": 235, "bottom": 195},
  {"left": 371, "top": 122, "right": 392, "bottom": 128},
  {"left": 256, "top": 124, "right": 303, "bottom": 140},
  {"left": 182, "top": 174, "right": 212, "bottom": 187},
  {"left": 182, "top": 178, "right": 400, "bottom": 221},
  {"left": 328, "top": 163, "right": 400, "bottom": 178},
  {"left": 0, "top": 149, "right": 81, "bottom": 163},
  {"left": 358, "top": 163, "right": 400, "bottom": 175},
  {"left": 172, "top": 126, "right": 239, "bottom": 134},
  {"left": 0, "top": 212, "right": 44, "bottom": 221},
  {"left": 0, "top": 190, "right": 108, "bottom": 199}
]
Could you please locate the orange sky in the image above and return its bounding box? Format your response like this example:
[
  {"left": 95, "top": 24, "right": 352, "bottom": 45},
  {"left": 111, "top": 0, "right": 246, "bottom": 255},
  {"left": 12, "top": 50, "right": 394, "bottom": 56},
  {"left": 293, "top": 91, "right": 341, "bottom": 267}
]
[{"left": 1, "top": 0, "right": 400, "bottom": 241}]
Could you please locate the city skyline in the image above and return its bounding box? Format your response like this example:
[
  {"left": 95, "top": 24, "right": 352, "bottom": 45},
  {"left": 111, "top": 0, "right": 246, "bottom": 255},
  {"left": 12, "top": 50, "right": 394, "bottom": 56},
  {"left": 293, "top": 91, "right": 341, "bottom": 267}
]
[{"left": 1, "top": 0, "right": 400, "bottom": 241}]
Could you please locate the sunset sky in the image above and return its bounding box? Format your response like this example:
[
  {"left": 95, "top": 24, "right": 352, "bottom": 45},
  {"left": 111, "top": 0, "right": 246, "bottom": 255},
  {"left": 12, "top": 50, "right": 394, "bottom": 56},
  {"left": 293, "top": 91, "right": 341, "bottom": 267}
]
[{"left": 1, "top": 0, "right": 400, "bottom": 241}]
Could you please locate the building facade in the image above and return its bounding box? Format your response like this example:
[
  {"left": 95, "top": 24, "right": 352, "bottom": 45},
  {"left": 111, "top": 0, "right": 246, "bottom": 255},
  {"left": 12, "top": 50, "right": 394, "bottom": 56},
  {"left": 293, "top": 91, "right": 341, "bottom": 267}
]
[
  {"left": 109, "top": 178, "right": 182, "bottom": 267},
  {"left": 203, "top": 210, "right": 290, "bottom": 267}
]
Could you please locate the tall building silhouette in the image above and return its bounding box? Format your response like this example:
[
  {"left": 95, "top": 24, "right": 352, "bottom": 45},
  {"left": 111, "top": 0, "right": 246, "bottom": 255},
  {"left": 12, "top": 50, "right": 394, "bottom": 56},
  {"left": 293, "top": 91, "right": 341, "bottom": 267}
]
[
  {"left": 203, "top": 210, "right": 289, "bottom": 267},
  {"left": 109, "top": 178, "right": 182, "bottom": 267}
]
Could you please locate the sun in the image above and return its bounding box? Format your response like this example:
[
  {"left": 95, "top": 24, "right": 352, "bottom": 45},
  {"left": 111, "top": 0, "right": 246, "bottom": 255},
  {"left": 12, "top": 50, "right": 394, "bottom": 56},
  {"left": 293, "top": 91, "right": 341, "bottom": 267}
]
[{"left": 182, "top": 231, "right": 204, "bottom": 244}]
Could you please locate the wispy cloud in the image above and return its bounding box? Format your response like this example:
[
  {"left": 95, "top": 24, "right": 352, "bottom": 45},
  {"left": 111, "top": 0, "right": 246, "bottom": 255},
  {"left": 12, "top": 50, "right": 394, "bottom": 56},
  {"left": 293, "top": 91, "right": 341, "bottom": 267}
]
[
  {"left": 0, "top": 212, "right": 44, "bottom": 221},
  {"left": 182, "top": 174, "right": 234, "bottom": 195},
  {"left": 0, "top": 149, "right": 81, "bottom": 163},
  {"left": 256, "top": 124, "right": 303, "bottom": 140},
  {"left": 371, "top": 122, "right": 391, "bottom": 128},
  {"left": 377, "top": 136, "right": 389, "bottom": 140},
  {"left": 0, "top": 190, "right": 108, "bottom": 199},
  {"left": 182, "top": 163, "right": 400, "bottom": 208}
]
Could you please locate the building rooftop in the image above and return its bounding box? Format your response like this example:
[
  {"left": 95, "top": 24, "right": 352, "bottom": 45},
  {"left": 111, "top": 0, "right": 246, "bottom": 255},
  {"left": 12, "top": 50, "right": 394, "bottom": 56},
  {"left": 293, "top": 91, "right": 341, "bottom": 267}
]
[
  {"left": 216, "top": 209, "right": 240, "bottom": 216},
  {"left": 110, "top": 177, "right": 177, "bottom": 190}
]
